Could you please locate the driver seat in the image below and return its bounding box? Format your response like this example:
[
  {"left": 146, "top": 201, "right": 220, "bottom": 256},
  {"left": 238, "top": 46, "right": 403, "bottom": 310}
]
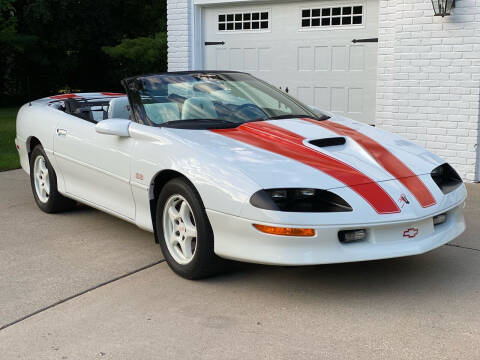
[{"left": 181, "top": 97, "right": 217, "bottom": 120}]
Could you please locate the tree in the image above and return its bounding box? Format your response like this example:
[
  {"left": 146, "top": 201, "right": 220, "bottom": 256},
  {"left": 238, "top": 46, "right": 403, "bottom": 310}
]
[
  {"left": 0, "top": 0, "right": 35, "bottom": 103},
  {"left": 0, "top": 0, "right": 16, "bottom": 42},
  {"left": 0, "top": 0, "right": 167, "bottom": 105},
  {"left": 102, "top": 32, "right": 167, "bottom": 79}
]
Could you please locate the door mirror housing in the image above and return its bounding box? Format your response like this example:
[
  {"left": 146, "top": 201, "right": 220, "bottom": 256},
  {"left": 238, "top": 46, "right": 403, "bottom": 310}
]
[{"left": 95, "top": 119, "right": 131, "bottom": 137}]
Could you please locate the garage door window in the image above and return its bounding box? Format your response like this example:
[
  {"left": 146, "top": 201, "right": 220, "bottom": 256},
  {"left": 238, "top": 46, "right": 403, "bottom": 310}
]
[
  {"left": 218, "top": 12, "right": 269, "bottom": 31},
  {"left": 301, "top": 5, "right": 363, "bottom": 28}
]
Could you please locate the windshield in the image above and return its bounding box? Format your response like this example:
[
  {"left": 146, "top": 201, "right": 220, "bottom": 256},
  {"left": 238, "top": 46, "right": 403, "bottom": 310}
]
[{"left": 123, "top": 72, "right": 328, "bottom": 129}]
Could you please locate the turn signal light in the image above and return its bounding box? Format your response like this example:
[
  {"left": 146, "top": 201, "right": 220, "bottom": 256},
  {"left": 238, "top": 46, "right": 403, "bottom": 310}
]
[{"left": 253, "top": 224, "right": 315, "bottom": 237}]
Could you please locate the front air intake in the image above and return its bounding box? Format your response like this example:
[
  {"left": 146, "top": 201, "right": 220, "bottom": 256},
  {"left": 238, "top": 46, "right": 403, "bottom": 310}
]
[{"left": 309, "top": 137, "right": 346, "bottom": 148}]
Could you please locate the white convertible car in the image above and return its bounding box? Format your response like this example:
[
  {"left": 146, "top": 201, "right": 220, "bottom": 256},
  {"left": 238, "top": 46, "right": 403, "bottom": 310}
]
[{"left": 16, "top": 71, "right": 466, "bottom": 279}]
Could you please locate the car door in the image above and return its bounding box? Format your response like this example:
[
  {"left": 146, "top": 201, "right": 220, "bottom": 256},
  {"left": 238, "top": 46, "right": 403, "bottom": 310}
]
[{"left": 54, "top": 113, "right": 136, "bottom": 220}]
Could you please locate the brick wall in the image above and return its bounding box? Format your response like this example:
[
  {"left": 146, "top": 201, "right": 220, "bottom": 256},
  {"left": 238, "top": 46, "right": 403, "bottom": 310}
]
[
  {"left": 167, "top": 0, "right": 191, "bottom": 71},
  {"left": 376, "top": 0, "right": 480, "bottom": 181}
]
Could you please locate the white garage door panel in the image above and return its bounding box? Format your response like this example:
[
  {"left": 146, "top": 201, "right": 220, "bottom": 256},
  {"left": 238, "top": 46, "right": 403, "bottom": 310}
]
[
  {"left": 210, "top": 46, "right": 274, "bottom": 71},
  {"left": 203, "top": 0, "right": 378, "bottom": 124}
]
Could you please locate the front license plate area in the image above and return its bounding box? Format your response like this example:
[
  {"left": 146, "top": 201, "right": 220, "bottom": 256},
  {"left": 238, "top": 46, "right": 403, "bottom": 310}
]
[{"left": 371, "top": 218, "right": 434, "bottom": 244}]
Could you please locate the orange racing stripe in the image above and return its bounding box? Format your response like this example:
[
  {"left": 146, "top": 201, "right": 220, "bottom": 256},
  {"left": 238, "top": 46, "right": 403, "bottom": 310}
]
[
  {"left": 211, "top": 122, "right": 400, "bottom": 214},
  {"left": 302, "top": 118, "right": 436, "bottom": 208}
]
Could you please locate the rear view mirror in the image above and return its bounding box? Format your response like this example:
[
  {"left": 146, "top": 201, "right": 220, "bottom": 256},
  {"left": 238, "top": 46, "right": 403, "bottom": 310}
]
[{"left": 95, "top": 119, "right": 131, "bottom": 137}]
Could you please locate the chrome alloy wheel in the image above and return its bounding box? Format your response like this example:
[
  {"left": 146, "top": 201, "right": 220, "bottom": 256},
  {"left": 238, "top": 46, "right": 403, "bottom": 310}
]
[
  {"left": 33, "top": 155, "right": 50, "bottom": 203},
  {"left": 162, "top": 194, "right": 198, "bottom": 264}
]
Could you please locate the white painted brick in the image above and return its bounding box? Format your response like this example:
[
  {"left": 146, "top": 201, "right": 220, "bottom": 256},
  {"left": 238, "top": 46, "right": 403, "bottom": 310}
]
[
  {"left": 376, "top": 0, "right": 480, "bottom": 181},
  {"left": 452, "top": 44, "right": 473, "bottom": 52},
  {"left": 466, "top": 36, "right": 480, "bottom": 46},
  {"left": 167, "top": 0, "right": 191, "bottom": 72}
]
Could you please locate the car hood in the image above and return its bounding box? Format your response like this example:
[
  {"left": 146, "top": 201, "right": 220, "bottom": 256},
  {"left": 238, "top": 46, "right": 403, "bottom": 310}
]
[
  {"left": 174, "top": 116, "right": 444, "bottom": 190},
  {"left": 149, "top": 115, "right": 465, "bottom": 222}
]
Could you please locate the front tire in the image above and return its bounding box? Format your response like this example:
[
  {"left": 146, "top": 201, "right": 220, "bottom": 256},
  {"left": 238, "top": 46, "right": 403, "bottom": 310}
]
[
  {"left": 156, "top": 178, "right": 223, "bottom": 279},
  {"left": 29, "top": 145, "right": 76, "bottom": 213}
]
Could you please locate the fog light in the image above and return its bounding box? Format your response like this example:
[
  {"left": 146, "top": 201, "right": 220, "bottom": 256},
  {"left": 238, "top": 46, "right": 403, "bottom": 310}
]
[
  {"left": 433, "top": 213, "right": 447, "bottom": 225},
  {"left": 253, "top": 224, "right": 315, "bottom": 237},
  {"left": 339, "top": 229, "right": 367, "bottom": 243}
]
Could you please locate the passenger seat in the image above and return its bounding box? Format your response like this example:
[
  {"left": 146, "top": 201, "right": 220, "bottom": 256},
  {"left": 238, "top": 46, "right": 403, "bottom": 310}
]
[
  {"left": 144, "top": 102, "right": 180, "bottom": 124},
  {"left": 181, "top": 97, "right": 217, "bottom": 120}
]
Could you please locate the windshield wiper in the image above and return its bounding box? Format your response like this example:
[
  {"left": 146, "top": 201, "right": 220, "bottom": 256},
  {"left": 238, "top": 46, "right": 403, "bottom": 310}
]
[
  {"left": 269, "top": 114, "right": 319, "bottom": 120},
  {"left": 160, "top": 118, "right": 240, "bottom": 129},
  {"left": 246, "top": 113, "right": 330, "bottom": 123}
]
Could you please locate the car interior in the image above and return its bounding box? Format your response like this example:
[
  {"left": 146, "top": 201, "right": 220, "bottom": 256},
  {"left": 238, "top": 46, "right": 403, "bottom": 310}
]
[
  {"left": 136, "top": 80, "right": 273, "bottom": 126},
  {"left": 60, "top": 90, "right": 223, "bottom": 125},
  {"left": 61, "top": 98, "right": 112, "bottom": 123},
  {"left": 59, "top": 79, "right": 293, "bottom": 126}
]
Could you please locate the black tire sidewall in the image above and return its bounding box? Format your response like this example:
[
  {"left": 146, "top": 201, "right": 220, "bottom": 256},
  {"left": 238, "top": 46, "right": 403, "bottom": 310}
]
[
  {"left": 156, "top": 178, "right": 218, "bottom": 279},
  {"left": 29, "top": 145, "right": 70, "bottom": 213}
]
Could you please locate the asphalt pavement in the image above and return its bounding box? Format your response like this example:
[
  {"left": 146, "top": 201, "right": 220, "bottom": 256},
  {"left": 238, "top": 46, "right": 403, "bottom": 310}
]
[{"left": 1, "top": 169, "right": 479, "bottom": 359}]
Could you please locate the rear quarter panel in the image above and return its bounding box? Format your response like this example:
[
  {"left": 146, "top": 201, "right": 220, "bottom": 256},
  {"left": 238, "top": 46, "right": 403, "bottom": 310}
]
[{"left": 16, "top": 103, "right": 68, "bottom": 191}]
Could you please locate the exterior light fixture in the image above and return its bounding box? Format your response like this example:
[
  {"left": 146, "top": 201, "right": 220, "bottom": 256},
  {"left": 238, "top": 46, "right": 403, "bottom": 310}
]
[{"left": 431, "top": 0, "right": 455, "bottom": 17}]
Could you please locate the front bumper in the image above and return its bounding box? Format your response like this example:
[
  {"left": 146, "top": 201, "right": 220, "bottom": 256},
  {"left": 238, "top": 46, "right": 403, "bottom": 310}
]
[{"left": 207, "top": 202, "right": 465, "bottom": 265}]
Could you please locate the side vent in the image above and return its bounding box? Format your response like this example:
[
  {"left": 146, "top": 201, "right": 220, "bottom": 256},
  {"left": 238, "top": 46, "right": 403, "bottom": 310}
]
[{"left": 309, "top": 137, "right": 346, "bottom": 148}]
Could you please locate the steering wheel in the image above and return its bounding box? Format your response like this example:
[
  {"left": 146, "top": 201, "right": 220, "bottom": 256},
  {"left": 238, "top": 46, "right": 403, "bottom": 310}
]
[{"left": 230, "top": 103, "right": 266, "bottom": 122}]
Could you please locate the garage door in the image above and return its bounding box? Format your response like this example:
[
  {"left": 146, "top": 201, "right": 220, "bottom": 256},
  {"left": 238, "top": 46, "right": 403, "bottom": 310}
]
[{"left": 203, "top": 0, "right": 379, "bottom": 124}]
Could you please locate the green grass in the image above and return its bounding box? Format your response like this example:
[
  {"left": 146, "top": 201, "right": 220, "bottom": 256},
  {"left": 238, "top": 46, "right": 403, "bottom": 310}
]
[{"left": 0, "top": 108, "right": 20, "bottom": 171}]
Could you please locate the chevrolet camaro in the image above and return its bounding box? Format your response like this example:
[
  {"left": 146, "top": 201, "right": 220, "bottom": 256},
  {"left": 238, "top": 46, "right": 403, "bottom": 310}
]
[{"left": 15, "top": 71, "right": 467, "bottom": 279}]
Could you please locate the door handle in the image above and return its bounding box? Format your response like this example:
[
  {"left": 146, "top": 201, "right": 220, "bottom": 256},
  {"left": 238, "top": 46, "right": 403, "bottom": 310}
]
[
  {"left": 352, "top": 38, "right": 378, "bottom": 43},
  {"left": 56, "top": 128, "right": 67, "bottom": 136},
  {"left": 205, "top": 41, "right": 225, "bottom": 46}
]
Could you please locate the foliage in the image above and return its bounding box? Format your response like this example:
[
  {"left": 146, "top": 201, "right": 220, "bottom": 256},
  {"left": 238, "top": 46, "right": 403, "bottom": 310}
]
[
  {"left": 0, "top": 108, "right": 20, "bottom": 171},
  {"left": 0, "top": 0, "right": 16, "bottom": 42},
  {"left": 0, "top": 0, "right": 167, "bottom": 105},
  {"left": 0, "top": 0, "right": 33, "bottom": 103},
  {"left": 103, "top": 32, "right": 167, "bottom": 79}
]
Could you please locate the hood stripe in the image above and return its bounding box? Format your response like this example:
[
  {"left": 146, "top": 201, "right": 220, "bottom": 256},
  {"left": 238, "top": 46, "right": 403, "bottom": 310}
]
[
  {"left": 302, "top": 118, "right": 436, "bottom": 208},
  {"left": 211, "top": 122, "right": 400, "bottom": 214}
]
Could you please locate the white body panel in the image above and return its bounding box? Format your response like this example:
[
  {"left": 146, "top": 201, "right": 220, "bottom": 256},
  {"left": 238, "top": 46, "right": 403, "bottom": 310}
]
[
  {"left": 54, "top": 116, "right": 136, "bottom": 219},
  {"left": 203, "top": 0, "right": 379, "bottom": 124},
  {"left": 16, "top": 92, "right": 467, "bottom": 266}
]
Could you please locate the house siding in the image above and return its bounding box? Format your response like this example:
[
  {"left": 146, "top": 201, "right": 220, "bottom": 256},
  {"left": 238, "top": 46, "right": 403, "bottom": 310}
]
[{"left": 376, "top": 0, "right": 480, "bottom": 181}]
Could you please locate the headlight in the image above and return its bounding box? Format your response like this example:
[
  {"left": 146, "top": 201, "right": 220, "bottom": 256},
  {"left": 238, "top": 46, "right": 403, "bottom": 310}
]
[
  {"left": 431, "top": 163, "right": 462, "bottom": 194},
  {"left": 250, "top": 188, "right": 353, "bottom": 212}
]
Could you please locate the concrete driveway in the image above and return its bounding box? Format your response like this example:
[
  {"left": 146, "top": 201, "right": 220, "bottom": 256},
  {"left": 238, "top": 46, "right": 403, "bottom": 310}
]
[{"left": 1, "top": 169, "right": 479, "bottom": 359}]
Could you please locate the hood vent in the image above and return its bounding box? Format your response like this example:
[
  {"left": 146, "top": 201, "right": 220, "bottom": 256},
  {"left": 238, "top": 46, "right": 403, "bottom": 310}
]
[{"left": 309, "top": 137, "right": 346, "bottom": 148}]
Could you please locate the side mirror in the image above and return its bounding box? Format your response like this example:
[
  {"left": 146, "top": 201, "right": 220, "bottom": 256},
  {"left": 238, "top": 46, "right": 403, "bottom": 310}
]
[{"left": 95, "top": 119, "right": 131, "bottom": 137}]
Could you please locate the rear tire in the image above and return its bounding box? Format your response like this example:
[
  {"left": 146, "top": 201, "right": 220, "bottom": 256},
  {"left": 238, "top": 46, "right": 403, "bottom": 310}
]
[
  {"left": 29, "top": 145, "right": 76, "bottom": 213},
  {"left": 156, "top": 178, "right": 224, "bottom": 279}
]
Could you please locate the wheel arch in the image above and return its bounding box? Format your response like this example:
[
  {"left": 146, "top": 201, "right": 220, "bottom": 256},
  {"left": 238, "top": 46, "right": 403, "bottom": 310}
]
[
  {"left": 149, "top": 169, "right": 202, "bottom": 243},
  {"left": 26, "top": 136, "right": 41, "bottom": 159}
]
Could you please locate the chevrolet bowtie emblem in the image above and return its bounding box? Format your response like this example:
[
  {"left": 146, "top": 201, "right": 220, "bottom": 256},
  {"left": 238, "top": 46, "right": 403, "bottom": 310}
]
[{"left": 403, "top": 227, "right": 419, "bottom": 238}]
